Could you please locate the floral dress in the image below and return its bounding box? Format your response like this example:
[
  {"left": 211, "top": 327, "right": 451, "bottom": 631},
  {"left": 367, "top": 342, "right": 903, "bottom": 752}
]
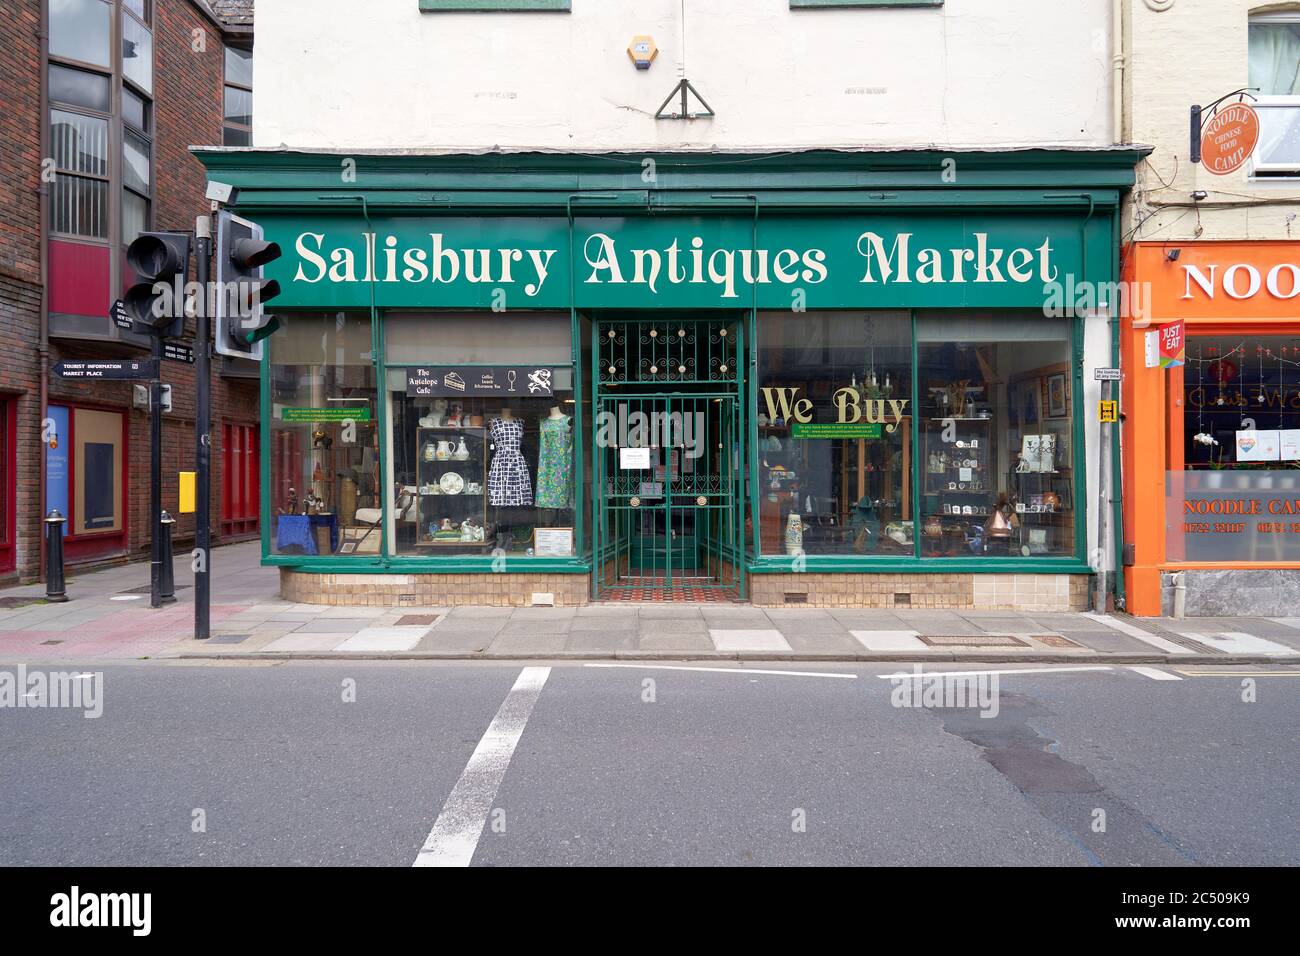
[
  {"left": 488, "top": 417, "right": 532, "bottom": 507},
  {"left": 535, "top": 414, "right": 573, "bottom": 509}
]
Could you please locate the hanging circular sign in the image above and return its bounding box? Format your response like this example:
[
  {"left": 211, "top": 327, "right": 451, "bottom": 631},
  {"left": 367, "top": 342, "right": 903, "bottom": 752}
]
[{"left": 1200, "top": 103, "right": 1260, "bottom": 175}]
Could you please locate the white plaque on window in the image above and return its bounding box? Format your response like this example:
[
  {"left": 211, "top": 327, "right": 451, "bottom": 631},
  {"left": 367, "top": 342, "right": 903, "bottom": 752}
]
[
  {"left": 1281, "top": 429, "right": 1300, "bottom": 461},
  {"left": 533, "top": 527, "right": 573, "bottom": 557},
  {"left": 620, "top": 447, "right": 651, "bottom": 469}
]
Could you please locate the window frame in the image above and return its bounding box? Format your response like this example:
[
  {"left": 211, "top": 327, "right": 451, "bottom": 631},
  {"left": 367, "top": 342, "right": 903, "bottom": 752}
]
[
  {"left": 223, "top": 42, "right": 254, "bottom": 146},
  {"left": 1248, "top": 11, "right": 1300, "bottom": 178}
]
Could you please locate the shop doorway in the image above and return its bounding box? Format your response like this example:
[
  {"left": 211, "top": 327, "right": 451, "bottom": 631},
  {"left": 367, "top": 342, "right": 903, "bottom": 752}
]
[{"left": 592, "top": 316, "right": 746, "bottom": 601}]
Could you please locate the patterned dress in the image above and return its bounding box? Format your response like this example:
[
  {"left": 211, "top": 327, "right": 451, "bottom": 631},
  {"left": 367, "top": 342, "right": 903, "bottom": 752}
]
[
  {"left": 535, "top": 414, "right": 573, "bottom": 509},
  {"left": 488, "top": 417, "right": 532, "bottom": 507}
]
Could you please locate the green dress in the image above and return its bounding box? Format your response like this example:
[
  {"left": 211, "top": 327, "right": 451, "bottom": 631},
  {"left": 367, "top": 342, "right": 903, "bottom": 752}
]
[{"left": 535, "top": 414, "right": 573, "bottom": 509}]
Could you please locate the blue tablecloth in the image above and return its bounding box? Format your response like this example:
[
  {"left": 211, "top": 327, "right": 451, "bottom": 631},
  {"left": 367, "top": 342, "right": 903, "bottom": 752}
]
[{"left": 276, "top": 514, "right": 339, "bottom": 555}]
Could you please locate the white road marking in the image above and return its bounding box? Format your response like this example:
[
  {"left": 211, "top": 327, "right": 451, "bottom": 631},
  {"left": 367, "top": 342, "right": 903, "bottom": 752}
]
[
  {"left": 1175, "top": 631, "right": 1300, "bottom": 658},
  {"left": 1127, "top": 665, "right": 1182, "bottom": 681},
  {"left": 584, "top": 663, "right": 857, "bottom": 679},
  {"left": 876, "top": 665, "right": 1114, "bottom": 680},
  {"left": 708, "top": 628, "right": 792, "bottom": 652},
  {"left": 849, "top": 630, "right": 927, "bottom": 651},
  {"left": 1081, "top": 612, "right": 1195, "bottom": 655},
  {"left": 413, "top": 666, "right": 550, "bottom": 868}
]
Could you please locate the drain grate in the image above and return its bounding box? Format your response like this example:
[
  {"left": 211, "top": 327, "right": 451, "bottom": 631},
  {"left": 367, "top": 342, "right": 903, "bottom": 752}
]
[
  {"left": 918, "top": 633, "right": 1030, "bottom": 647},
  {"left": 40, "top": 640, "right": 63, "bottom": 645},
  {"left": 121, "top": 584, "right": 191, "bottom": 594},
  {"left": 1033, "top": 634, "right": 1081, "bottom": 648},
  {"left": 396, "top": 614, "right": 439, "bottom": 626},
  {"left": 207, "top": 633, "right": 250, "bottom": 644},
  {"left": 0, "top": 596, "right": 44, "bottom": 609}
]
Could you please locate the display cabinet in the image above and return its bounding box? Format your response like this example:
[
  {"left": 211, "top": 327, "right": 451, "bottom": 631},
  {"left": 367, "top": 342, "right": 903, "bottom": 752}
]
[{"left": 414, "top": 425, "right": 489, "bottom": 548}]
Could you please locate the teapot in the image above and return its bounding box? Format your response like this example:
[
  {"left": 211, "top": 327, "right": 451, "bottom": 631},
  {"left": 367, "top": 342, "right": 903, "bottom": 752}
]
[{"left": 436, "top": 440, "right": 452, "bottom": 460}]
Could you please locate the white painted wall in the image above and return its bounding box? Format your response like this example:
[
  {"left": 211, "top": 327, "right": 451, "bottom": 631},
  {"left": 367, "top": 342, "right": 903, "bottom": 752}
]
[
  {"left": 252, "top": 0, "right": 1115, "bottom": 151},
  {"left": 1126, "top": 0, "right": 1300, "bottom": 241}
]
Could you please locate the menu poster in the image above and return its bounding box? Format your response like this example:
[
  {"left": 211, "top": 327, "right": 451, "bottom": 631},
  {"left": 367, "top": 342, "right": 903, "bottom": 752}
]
[
  {"left": 1235, "top": 429, "right": 1280, "bottom": 463},
  {"left": 1281, "top": 429, "right": 1300, "bottom": 461},
  {"left": 533, "top": 527, "right": 573, "bottom": 557}
]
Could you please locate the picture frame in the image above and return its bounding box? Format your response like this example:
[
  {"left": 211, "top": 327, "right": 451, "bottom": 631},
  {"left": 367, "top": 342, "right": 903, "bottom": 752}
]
[
  {"left": 533, "top": 526, "right": 574, "bottom": 557},
  {"left": 1046, "top": 372, "right": 1068, "bottom": 418}
]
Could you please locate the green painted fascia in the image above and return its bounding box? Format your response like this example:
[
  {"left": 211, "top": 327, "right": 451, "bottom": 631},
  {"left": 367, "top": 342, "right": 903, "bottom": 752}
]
[
  {"left": 263, "top": 554, "right": 591, "bottom": 574},
  {"left": 196, "top": 148, "right": 1151, "bottom": 205},
  {"left": 419, "top": 0, "right": 569, "bottom": 9},
  {"left": 749, "top": 557, "right": 1093, "bottom": 574}
]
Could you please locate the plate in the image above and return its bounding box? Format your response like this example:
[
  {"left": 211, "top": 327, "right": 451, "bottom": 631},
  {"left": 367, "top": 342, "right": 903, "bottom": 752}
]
[{"left": 439, "top": 472, "right": 464, "bottom": 495}]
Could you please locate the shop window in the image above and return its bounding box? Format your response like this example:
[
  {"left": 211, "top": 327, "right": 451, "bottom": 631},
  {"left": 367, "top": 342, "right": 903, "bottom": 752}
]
[
  {"left": 1172, "top": 334, "right": 1300, "bottom": 561},
  {"left": 757, "top": 311, "right": 913, "bottom": 556},
  {"left": 916, "top": 313, "right": 1075, "bottom": 558},
  {"left": 222, "top": 422, "right": 259, "bottom": 537},
  {"left": 383, "top": 312, "right": 576, "bottom": 558},
  {"left": 268, "top": 313, "right": 378, "bottom": 556},
  {"left": 1249, "top": 13, "right": 1300, "bottom": 176},
  {"left": 65, "top": 407, "right": 125, "bottom": 536}
]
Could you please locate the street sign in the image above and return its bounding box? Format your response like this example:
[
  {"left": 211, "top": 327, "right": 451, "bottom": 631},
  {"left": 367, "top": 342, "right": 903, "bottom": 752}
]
[
  {"left": 163, "top": 342, "right": 196, "bottom": 365},
  {"left": 1098, "top": 400, "right": 1118, "bottom": 423},
  {"left": 110, "top": 299, "right": 132, "bottom": 331},
  {"left": 1094, "top": 367, "right": 1121, "bottom": 381},
  {"left": 54, "top": 359, "right": 158, "bottom": 381}
]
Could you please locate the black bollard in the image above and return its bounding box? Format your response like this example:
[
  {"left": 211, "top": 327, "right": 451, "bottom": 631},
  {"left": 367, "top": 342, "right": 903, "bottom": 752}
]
[
  {"left": 158, "top": 510, "right": 177, "bottom": 605},
  {"left": 45, "top": 510, "right": 69, "bottom": 603}
]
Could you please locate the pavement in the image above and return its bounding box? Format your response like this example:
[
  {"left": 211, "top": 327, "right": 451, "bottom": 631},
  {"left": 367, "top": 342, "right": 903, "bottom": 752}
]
[
  {"left": 1, "top": 660, "right": 1297, "bottom": 866},
  {"left": 2, "top": 540, "right": 1300, "bottom": 664}
]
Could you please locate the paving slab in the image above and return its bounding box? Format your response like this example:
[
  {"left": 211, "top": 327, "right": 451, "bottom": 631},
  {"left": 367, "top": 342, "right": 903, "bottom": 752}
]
[{"left": 709, "top": 628, "right": 792, "bottom": 652}]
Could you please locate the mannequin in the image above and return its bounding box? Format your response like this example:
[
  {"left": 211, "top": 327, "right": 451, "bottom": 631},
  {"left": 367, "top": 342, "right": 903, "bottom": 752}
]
[
  {"left": 535, "top": 406, "right": 573, "bottom": 510},
  {"left": 499, "top": 407, "right": 514, "bottom": 420},
  {"left": 548, "top": 405, "right": 564, "bottom": 419}
]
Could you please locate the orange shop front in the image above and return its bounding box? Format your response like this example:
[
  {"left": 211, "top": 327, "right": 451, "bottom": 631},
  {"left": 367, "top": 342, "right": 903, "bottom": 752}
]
[{"left": 1122, "top": 240, "right": 1300, "bottom": 616}]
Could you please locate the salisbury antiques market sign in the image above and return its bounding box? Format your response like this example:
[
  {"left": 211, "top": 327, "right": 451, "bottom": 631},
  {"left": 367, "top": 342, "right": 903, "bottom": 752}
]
[{"left": 259, "top": 213, "right": 1097, "bottom": 311}]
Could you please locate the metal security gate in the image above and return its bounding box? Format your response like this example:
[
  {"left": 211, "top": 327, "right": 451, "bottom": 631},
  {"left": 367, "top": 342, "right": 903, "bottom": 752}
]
[{"left": 593, "top": 318, "right": 745, "bottom": 600}]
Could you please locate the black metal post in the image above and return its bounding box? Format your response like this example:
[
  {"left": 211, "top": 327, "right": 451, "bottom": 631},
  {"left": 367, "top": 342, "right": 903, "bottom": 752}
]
[
  {"left": 44, "top": 510, "right": 68, "bottom": 602},
  {"left": 159, "top": 510, "right": 176, "bottom": 604},
  {"left": 1190, "top": 105, "right": 1202, "bottom": 165},
  {"left": 195, "top": 217, "right": 212, "bottom": 639},
  {"left": 150, "top": 332, "right": 162, "bottom": 609}
]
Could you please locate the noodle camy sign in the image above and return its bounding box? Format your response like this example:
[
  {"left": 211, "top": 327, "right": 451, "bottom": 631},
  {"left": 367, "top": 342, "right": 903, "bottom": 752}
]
[
  {"left": 1199, "top": 102, "right": 1260, "bottom": 176},
  {"left": 1170, "top": 470, "right": 1300, "bottom": 561}
]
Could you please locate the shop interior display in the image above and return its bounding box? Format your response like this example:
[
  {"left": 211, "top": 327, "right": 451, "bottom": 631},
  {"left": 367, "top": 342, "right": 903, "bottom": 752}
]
[{"left": 400, "top": 400, "right": 574, "bottom": 554}]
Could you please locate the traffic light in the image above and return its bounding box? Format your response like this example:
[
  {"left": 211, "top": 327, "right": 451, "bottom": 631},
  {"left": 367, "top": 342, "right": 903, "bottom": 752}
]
[
  {"left": 124, "top": 231, "right": 191, "bottom": 338},
  {"left": 215, "top": 211, "right": 282, "bottom": 360}
]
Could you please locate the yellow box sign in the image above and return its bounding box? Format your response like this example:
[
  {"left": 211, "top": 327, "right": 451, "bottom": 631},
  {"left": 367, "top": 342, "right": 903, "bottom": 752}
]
[
  {"left": 1098, "top": 400, "right": 1118, "bottom": 424},
  {"left": 179, "top": 471, "right": 196, "bottom": 514}
]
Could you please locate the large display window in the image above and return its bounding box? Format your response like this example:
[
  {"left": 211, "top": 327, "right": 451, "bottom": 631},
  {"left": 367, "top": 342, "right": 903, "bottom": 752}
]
[
  {"left": 383, "top": 313, "right": 577, "bottom": 558},
  {"left": 1170, "top": 332, "right": 1300, "bottom": 562},
  {"left": 267, "top": 312, "right": 378, "bottom": 556},
  {"left": 757, "top": 311, "right": 913, "bottom": 555}
]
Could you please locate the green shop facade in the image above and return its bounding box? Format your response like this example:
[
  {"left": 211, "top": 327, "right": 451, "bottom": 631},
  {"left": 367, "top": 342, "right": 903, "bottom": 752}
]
[{"left": 198, "top": 148, "right": 1143, "bottom": 608}]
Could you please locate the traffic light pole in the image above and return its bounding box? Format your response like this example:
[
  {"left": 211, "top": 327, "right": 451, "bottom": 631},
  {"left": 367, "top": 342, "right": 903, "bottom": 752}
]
[
  {"left": 150, "top": 332, "right": 163, "bottom": 609},
  {"left": 195, "top": 216, "right": 212, "bottom": 639}
]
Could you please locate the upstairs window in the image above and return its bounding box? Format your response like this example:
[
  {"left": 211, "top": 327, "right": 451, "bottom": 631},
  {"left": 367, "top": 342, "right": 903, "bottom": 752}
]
[
  {"left": 224, "top": 45, "right": 253, "bottom": 146},
  {"left": 1249, "top": 13, "right": 1300, "bottom": 176}
]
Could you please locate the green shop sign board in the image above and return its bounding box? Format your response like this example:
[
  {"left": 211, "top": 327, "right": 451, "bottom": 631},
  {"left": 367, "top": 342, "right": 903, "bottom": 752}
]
[
  {"left": 791, "top": 423, "right": 881, "bottom": 439},
  {"left": 259, "top": 212, "right": 1111, "bottom": 312},
  {"left": 280, "top": 407, "right": 372, "bottom": 423}
]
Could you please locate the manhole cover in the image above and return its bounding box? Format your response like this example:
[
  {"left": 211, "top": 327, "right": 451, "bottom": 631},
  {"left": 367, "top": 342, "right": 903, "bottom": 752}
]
[
  {"left": 0, "top": 597, "right": 43, "bottom": 609},
  {"left": 121, "top": 584, "right": 192, "bottom": 594},
  {"left": 1033, "top": 634, "right": 1081, "bottom": 648},
  {"left": 40, "top": 640, "right": 63, "bottom": 646},
  {"left": 208, "top": 634, "right": 250, "bottom": 644},
  {"left": 918, "top": 634, "right": 1031, "bottom": 647},
  {"left": 396, "top": 614, "right": 439, "bottom": 626}
]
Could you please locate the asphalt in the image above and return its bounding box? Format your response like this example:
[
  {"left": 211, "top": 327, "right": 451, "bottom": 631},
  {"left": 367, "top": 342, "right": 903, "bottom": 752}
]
[{"left": 1, "top": 660, "right": 1296, "bottom": 866}]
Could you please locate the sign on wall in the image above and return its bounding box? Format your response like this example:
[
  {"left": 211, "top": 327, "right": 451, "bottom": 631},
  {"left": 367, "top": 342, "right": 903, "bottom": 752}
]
[
  {"left": 405, "top": 365, "right": 555, "bottom": 398},
  {"left": 1199, "top": 102, "right": 1260, "bottom": 176}
]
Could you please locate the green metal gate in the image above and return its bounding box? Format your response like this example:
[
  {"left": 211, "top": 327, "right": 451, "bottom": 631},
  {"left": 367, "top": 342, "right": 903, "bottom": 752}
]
[{"left": 592, "top": 318, "right": 745, "bottom": 600}]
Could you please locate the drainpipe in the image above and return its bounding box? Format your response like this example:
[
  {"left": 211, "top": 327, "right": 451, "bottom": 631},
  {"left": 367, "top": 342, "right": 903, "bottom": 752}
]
[
  {"left": 37, "top": 0, "right": 50, "bottom": 584},
  {"left": 1112, "top": 0, "right": 1126, "bottom": 144}
]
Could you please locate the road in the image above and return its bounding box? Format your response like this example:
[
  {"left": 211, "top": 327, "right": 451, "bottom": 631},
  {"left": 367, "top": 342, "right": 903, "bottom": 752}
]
[{"left": 1, "top": 660, "right": 1296, "bottom": 866}]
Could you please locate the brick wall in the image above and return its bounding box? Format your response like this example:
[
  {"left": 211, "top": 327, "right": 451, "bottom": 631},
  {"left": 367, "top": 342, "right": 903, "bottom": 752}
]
[
  {"left": 280, "top": 569, "right": 592, "bottom": 607},
  {"left": 0, "top": 1, "right": 261, "bottom": 583},
  {"left": 749, "top": 573, "right": 1091, "bottom": 611}
]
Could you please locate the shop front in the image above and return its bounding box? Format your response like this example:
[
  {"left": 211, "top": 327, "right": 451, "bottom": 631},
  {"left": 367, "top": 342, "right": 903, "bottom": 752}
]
[
  {"left": 199, "top": 149, "right": 1141, "bottom": 607},
  {"left": 1123, "top": 240, "right": 1300, "bottom": 616}
]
